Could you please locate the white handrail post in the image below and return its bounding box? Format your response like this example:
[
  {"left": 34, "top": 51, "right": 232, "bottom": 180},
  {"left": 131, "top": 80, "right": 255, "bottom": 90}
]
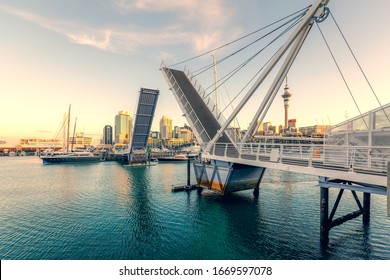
[
  {"left": 280, "top": 144, "right": 283, "bottom": 162},
  {"left": 300, "top": 145, "right": 303, "bottom": 159}
]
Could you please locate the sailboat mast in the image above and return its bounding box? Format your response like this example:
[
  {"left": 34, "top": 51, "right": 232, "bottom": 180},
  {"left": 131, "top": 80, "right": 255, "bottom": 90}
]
[
  {"left": 212, "top": 54, "right": 219, "bottom": 114},
  {"left": 63, "top": 112, "right": 66, "bottom": 150},
  {"left": 71, "top": 117, "right": 77, "bottom": 152},
  {"left": 67, "top": 105, "right": 71, "bottom": 153}
]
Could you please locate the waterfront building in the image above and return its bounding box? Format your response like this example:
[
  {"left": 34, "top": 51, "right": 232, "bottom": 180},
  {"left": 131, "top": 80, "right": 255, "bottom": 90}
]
[
  {"left": 178, "top": 128, "right": 192, "bottom": 143},
  {"left": 159, "top": 115, "right": 172, "bottom": 140},
  {"left": 115, "top": 111, "right": 133, "bottom": 144},
  {"left": 288, "top": 119, "right": 297, "bottom": 128},
  {"left": 257, "top": 122, "right": 277, "bottom": 136},
  {"left": 278, "top": 125, "right": 284, "bottom": 135},
  {"left": 166, "top": 137, "right": 184, "bottom": 147},
  {"left": 148, "top": 131, "right": 160, "bottom": 148},
  {"left": 299, "top": 125, "right": 331, "bottom": 137},
  {"left": 19, "top": 138, "right": 63, "bottom": 151},
  {"left": 69, "top": 133, "right": 93, "bottom": 148},
  {"left": 103, "top": 125, "right": 113, "bottom": 145}
]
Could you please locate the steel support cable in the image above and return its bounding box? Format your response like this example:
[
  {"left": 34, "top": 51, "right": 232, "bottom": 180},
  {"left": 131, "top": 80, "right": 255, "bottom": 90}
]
[
  {"left": 201, "top": 24, "right": 298, "bottom": 96},
  {"left": 316, "top": 22, "right": 369, "bottom": 130},
  {"left": 224, "top": 87, "right": 241, "bottom": 130},
  {"left": 196, "top": 11, "right": 304, "bottom": 89},
  {"left": 210, "top": 18, "right": 303, "bottom": 115},
  {"left": 330, "top": 11, "right": 390, "bottom": 123},
  {"left": 167, "top": 6, "right": 310, "bottom": 68},
  {"left": 191, "top": 11, "right": 306, "bottom": 77}
]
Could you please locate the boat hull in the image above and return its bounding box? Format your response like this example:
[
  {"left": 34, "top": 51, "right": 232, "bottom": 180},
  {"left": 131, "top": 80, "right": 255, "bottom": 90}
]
[
  {"left": 157, "top": 157, "right": 188, "bottom": 162},
  {"left": 41, "top": 155, "right": 101, "bottom": 164}
]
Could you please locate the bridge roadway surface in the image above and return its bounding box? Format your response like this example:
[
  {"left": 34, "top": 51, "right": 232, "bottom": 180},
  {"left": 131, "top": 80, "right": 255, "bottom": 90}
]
[{"left": 168, "top": 69, "right": 232, "bottom": 144}]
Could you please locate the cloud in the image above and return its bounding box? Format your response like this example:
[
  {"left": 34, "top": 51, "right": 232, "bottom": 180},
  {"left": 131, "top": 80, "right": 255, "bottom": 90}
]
[
  {"left": 0, "top": 1, "right": 236, "bottom": 54},
  {"left": 0, "top": 4, "right": 111, "bottom": 50},
  {"left": 113, "top": 0, "right": 236, "bottom": 51}
]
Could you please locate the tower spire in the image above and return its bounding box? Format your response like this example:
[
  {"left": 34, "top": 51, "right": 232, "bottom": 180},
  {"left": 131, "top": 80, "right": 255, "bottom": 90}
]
[{"left": 281, "top": 77, "right": 292, "bottom": 129}]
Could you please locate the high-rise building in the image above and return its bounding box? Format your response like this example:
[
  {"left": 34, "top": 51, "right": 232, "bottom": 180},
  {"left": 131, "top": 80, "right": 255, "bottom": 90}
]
[
  {"left": 173, "top": 126, "right": 180, "bottom": 139},
  {"left": 159, "top": 115, "right": 172, "bottom": 140},
  {"left": 103, "top": 125, "right": 113, "bottom": 145},
  {"left": 178, "top": 128, "right": 192, "bottom": 142},
  {"left": 115, "top": 111, "right": 133, "bottom": 144}
]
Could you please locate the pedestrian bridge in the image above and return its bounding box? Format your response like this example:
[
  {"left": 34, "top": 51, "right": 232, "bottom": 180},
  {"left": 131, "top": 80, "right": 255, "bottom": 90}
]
[
  {"left": 161, "top": 0, "right": 389, "bottom": 244},
  {"left": 162, "top": 62, "right": 389, "bottom": 194}
]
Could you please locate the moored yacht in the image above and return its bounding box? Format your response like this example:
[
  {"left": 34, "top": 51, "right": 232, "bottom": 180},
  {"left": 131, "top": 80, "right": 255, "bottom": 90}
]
[{"left": 40, "top": 151, "right": 101, "bottom": 164}]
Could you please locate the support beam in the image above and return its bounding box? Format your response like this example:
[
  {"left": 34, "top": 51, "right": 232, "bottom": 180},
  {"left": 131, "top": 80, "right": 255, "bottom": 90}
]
[
  {"left": 320, "top": 187, "right": 329, "bottom": 245},
  {"left": 363, "top": 192, "right": 371, "bottom": 224},
  {"left": 330, "top": 209, "right": 364, "bottom": 228},
  {"left": 187, "top": 158, "right": 191, "bottom": 187},
  {"left": 329, "top": 189, "right": 343, "bottom": 222},
  {"left": 253, "top": 167, "right": 266, "bottom": 198}
]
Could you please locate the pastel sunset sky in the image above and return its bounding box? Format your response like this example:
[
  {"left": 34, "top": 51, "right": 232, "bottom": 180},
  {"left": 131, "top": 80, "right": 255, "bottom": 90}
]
[{"left": 1, "top": 0, "right": 389, "bottom": 144}]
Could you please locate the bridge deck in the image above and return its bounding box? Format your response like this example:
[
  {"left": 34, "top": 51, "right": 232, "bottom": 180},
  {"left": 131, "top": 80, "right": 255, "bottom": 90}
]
[
  {"left": 203, "top": 142, "right": 388, "bottom": 189},
  {"left": 131, "top": 88, "right": 159, "bottom": 150},
  {"left": 163, "top": 67, "right": 231, "bottom": 145}
]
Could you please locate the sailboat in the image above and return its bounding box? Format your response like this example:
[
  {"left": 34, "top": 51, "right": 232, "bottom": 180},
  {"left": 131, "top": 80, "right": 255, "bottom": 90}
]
[{"left": 40, "top": 105, "right": 101, "bottom": 164}]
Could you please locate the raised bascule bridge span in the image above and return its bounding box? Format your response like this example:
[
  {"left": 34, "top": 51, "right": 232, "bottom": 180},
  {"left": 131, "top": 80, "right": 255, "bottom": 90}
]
[{"left": 161, "top": 0, "right": 390, "bottom": 244}]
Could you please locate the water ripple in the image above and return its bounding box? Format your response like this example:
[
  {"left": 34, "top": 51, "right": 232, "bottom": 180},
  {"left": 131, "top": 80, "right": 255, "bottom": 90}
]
[{"left": 1, "top": 158, "right": 389, "bottom": 259}]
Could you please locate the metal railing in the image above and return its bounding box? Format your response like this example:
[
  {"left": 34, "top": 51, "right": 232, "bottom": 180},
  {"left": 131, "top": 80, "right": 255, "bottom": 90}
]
[{"left": 206, "top": 142, "right": 390, "bottom": 175}]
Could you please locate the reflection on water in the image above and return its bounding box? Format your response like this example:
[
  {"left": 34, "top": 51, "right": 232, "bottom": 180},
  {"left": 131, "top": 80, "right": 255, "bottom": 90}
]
[{"left": 0, "top": 157, "right": 389, "bottom": 260}]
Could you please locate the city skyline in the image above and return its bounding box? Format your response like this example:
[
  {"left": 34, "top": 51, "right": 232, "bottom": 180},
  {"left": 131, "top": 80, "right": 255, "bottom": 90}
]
[{"left": 1, "top": 0, "right": 389, "bottom": 145}]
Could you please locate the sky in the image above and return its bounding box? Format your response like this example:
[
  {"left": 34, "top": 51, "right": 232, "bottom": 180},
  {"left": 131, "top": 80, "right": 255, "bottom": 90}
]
[{"left": 1, "top": 0, "right": 389, "bottom": 145}]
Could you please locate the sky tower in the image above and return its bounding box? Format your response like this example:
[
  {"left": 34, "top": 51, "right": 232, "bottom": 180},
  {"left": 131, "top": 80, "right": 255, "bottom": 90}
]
[{"left": 281, "top": 77, "right": 292, "bottom": 128}]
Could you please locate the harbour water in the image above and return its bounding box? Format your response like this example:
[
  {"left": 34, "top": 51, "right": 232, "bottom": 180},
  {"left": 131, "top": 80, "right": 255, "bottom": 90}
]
[{"left": 1, "top": 157, "right": 389, "bottom": 260}]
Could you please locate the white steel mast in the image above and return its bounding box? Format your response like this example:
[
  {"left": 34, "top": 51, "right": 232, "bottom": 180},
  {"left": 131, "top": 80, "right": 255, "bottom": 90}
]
[{"left": 205, "top": 0, "right": 330, "bottom": 152}]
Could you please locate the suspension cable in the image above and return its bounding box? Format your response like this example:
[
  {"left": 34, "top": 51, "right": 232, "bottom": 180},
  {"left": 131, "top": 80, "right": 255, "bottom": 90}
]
[
  {"left": 190, "top": 9, "right": 306, "bottom": 78},
  {"left": 316, "top": 22, "right": 369, "bottom": 130},
  {"left": 191, "top": 9, "right": 304, "bottom": 80},
  {"left": 199, "top": 10, "right": 304, "bottom": 88},
  {"left": 330, "top": 11, "right": 390, "bottom": 123},
  {"left": 211, "top": 17, "right": 303, "bottom": 113},
  {"left": 167, "top": 6, "right": 310, "bottom": 68}
]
